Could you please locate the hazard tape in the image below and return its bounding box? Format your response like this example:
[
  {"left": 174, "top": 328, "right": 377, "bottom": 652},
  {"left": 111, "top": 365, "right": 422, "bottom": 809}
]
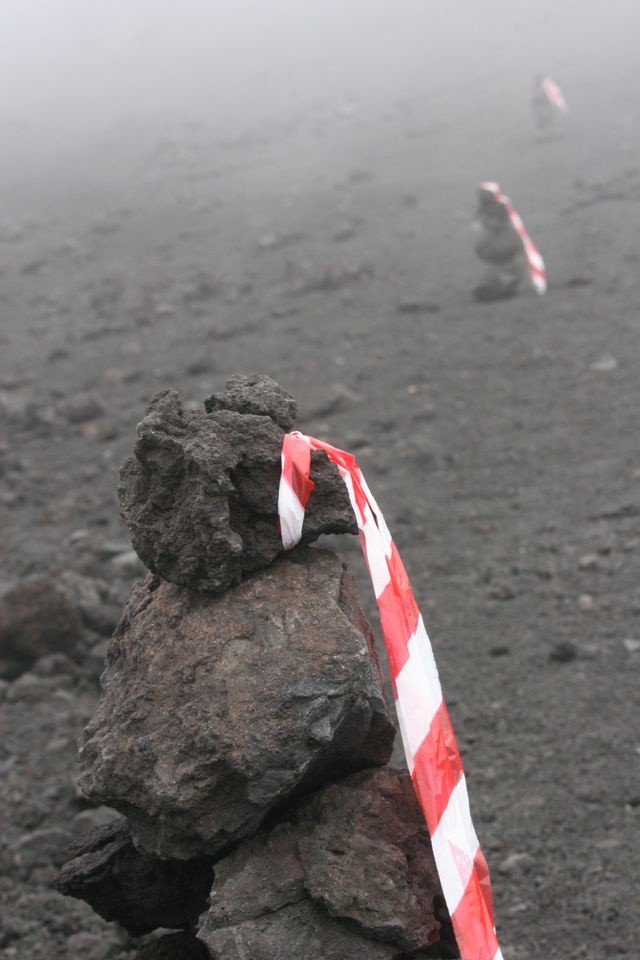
[
  {"left": 542, "top": 76, "right": 568, "bottom": 113},
  {"left": 278, "top": 431, "right": 503, "bottom": 960},
  {"left": 480, "top": 181, "right": 547, "bottom": 295}
]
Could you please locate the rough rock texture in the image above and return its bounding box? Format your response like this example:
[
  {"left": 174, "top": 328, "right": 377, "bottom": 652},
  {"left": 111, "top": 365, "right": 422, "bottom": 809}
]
[
  {"left": 78, "top": 548, "right": 395, "bottom": 859},
  {"left": 203, "top": 372, "right": 298, "bottom": 430},
  {"left": 118, "top": 384, "right": 356, "bottom": 594},
  {"left": 0, "top": 576, "right": 84, "bottom": 679},
  {"left": 199, "top": 767, "right": 457, "bottom": 960},
  {"left": 202, "top": 901, "right": 400, "bottom": 960},
  {"left": 54, "top": 818, "right": 214, "bottom": 936}
]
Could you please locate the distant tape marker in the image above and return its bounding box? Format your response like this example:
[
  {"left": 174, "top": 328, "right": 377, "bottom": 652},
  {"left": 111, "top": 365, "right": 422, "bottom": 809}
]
[
  {"left": 279, "top": 431, "right": 503, "bottom": 960},
  {"left": 481, "top": 180, "right": 547, "bottom": 294},
  {"left": 542, "top": 76, "right": 568, "bottom": 112}
]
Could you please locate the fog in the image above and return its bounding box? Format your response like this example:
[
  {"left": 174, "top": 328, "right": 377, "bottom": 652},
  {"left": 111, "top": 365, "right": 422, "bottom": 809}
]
[{"left": 2, "top": 0, "right": 640, "bottom": 171}]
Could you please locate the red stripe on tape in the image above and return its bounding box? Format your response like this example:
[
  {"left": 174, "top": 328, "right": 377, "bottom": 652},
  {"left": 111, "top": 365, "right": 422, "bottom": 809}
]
[
  {"left": 377, "top": 575, "right": 413, "bottom": 680},
  {"left": 411, "top": 701, "right": 464, "bottom": 830},
  {"left": 473, "top": 845, "right": 496, "bottom": 926},
  {"left": 450, "top": 864, "right": 500, "bottom": 960},
  {"left": 281, "top": 432, "right": 314, "bottom": 506}
]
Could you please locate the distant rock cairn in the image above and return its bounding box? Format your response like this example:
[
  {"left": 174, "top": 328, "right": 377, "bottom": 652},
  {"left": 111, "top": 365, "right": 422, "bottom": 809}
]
[{"left": 55, "top": 374, "right": 457, "bottom": 959}]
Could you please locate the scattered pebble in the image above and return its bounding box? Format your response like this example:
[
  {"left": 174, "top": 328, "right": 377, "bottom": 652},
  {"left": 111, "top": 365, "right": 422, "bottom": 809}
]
[
  {"left": 577, "top": 593, "right": 595, "bottom": 611},
  {"left": 506, "top": 901, "right": 530, "bottom": 916},
  {"left": 594, "top": 837, "right": 622, "bottom": 850},
  {"left": 257, "top": 231, "right": 306, "bottom": 251},
  {"left": 578, "top": 553, "right": 599, "bottom": 569},
  {"left": 185, "top": 357, "right": 214, "bottom": 376},
  {"left": 10, "top": 827, "right": 74, "bottom": 873},
  {"left": 622, "top": 638, "right": 640, "bottom": 653},
  {"left": 397, "top": 300, "right": 440, "bottom": 315},
  {"left": 589, "top": 354, "right": 618, "bottom": 372},
  {"left": 332, "top": 220, "right": 359, "bottom": 242},
  {"left": 31, "top": 653, "right": 81, "bottom": 679},
  {"left": 594, "top": 503, "right": 639, "bottom": 520},
  {"left": 498, "top": 852, "right": 535, "bottom": 876},
  {"left": 58, "top": 393, "right": 106, "bottom": 425},
  {"left": 300, "top": 383, "right": 359, "bottom": 419},
  {"left": 7, "top": 673, "right": 74, "bottom": 703},
  {"left": 487, "top": 582, "right": 516, "bottom": 601},
  {"left": 0, "top": 576, "right": 84, "bottom": 681},
  {"left": 549, "top": 640, "right": 578, "bottom": 663}
]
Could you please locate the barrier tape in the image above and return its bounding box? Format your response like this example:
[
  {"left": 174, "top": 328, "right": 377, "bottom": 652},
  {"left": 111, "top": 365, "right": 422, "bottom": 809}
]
[
  {"left": 542, "top": 76, "right": 568, "bottom": 112},
  {"left": 480, "top": 180, "right": 547, "bottom": 295},
  {"left": 279, "top": 431, "right": 503, "bottom": 960}
]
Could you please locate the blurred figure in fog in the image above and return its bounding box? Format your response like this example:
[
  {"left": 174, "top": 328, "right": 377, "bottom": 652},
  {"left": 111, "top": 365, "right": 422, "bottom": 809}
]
[{"left": 472, "top": 186, "right": 524, "bottom": 302}]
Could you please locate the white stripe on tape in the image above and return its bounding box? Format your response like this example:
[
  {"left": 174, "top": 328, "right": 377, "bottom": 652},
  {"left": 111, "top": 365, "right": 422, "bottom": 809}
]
[
  {"left": 430, "top": 775, "right": 480, "bottom": 914},
  {"left": 278, "top": 478, "right": 306, "bottom": 551},
  {"left": 361, "top": 510, "right": 392, "bottom": 597},
  {"left": 395, "top": 624, "right": 443, "bottom": 771}
]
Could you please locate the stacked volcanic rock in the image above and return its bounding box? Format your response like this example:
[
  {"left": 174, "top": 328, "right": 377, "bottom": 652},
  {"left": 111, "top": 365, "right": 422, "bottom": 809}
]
[{"left": 55, "top": 375, "right": 457, "bottom": 959}]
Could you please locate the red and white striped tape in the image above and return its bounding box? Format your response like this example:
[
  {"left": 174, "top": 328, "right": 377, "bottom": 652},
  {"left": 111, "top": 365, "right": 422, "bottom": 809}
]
[
  {"left": 480, "top": 180, "right": 547, "bottom": 295},
  {"left": 542, "top": 76, "right": 568, "bottom": 113},
  {"left": 279, "top": 431, "right": 503, "bottom": 960}
]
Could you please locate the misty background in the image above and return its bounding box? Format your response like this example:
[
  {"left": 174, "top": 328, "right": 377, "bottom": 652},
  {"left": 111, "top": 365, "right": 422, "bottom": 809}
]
[
  {"left": 2, "top": 0, "right": 639, "bottom": 183},
  {"left": 2, "top": 0, "right": 640, "bottom": 366}
]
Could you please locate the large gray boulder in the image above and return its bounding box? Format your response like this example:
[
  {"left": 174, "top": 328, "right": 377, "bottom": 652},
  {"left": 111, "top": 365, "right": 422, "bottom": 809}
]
[
  {"left": 78, "top": 548, "right": 395, "bottom": 859},
  {"left": 198, "top": 767, "right": 457, "bottom": 959},
  {"left": 118, "top": 378, "right": 356, "bottom": 594}
]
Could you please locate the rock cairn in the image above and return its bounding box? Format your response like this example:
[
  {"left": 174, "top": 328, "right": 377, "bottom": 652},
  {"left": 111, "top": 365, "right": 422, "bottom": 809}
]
[{"left": 55, "top": 375, "right": 457, "bottom": 959}]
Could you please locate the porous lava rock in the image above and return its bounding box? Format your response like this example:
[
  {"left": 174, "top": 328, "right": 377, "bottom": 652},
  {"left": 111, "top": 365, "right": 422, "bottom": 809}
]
[
  {"left": 77, "top": 548, "right": 395, "bottom": 859},
  {"left": 118, "top": 380, "right": 355, "bottom": 594},
  {"left": 198, "top": 767, "right": 456, "bottom": 960},
  {"left": 203, "top": 372, "right": 297, "bottom": 429},
  {"left": 0, "top": 576, "right": 84, "bottom": 680},
  {"left": 54, "top": 818, "right": 214, "bottom": 936}
]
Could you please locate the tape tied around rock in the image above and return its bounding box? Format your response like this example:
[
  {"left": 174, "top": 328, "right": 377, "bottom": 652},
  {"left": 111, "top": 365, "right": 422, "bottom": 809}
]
[{"left": 279, "top": 431, "right": 504, "bottom": 960}]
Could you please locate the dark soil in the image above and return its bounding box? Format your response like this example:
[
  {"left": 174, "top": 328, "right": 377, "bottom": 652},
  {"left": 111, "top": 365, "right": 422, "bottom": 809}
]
[{"left": 1, "top": 6, "right": 639, "bottom": 958}]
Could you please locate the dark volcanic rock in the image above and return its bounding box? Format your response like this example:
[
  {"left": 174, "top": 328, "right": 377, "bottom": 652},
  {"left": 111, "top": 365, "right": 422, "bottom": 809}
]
[
  {"left": 0, "top": 576, "right": 84, "bottom": 680},
  {"left": 54, "top": 818, "right": 214, "bottom": 936},
  {"left": 202, "top": 901, "right": 399, "bottom": 960},
  {"left": 134, "top": 932, "right": 212, "bottom": 959},
  {"left": 118, "top": 384, "right": 355, "bottom": 593},
  {"left": 199, "top": 767, "right": 456, "bottom": 960},
  {"left": 77, "top": 548, "right": 395, "bottom": 859},
  {"left": 203, "top": 372, "right": 297, "bottom": 430}
]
